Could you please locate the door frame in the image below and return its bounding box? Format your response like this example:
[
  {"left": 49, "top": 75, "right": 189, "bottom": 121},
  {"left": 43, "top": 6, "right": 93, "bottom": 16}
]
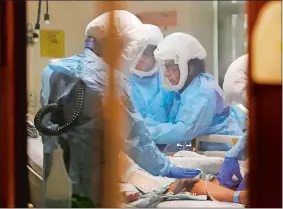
[{"left": 0, "top": 1, "right": 28, "bottom": 207}]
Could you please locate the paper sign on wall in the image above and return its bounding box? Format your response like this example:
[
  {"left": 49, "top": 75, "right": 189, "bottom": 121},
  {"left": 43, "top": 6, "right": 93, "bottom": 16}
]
[
  {"left": 135, "top": 11, "right": 177, "bottom": 27},
  {"left": 40, "top": 30, "right": 65, "bottom": 58}
]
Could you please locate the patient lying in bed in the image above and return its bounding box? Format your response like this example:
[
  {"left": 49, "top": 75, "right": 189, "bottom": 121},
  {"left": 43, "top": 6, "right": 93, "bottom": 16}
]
[
  {"left": 120, "top": 151, "right": 248, "bottom": 206},
  {"left": 122, "top": 178, "right": 248, "bottom": 205}
]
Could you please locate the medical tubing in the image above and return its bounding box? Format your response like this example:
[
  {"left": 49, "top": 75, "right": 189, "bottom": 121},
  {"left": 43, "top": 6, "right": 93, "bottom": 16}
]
[
  {"left": 46, "top": 0, "right": 49, "bottom": 15},
  {"left": 34, "top": 81, "right": 85, "bottom": 136},
  {"left": 36, "top": 0, "right": 42, "bottom": 25}
]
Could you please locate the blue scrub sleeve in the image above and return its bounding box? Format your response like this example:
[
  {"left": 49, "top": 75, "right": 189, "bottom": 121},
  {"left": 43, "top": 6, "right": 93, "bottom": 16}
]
[
  {"left": 121, "top": 101, "right": 171, "bottom": 177},
  {"left": 150, "top": 88, "right": 217, "bottom": 144},
  {"left": 225, "top": 131, "right": 248, "bottom": 161}
]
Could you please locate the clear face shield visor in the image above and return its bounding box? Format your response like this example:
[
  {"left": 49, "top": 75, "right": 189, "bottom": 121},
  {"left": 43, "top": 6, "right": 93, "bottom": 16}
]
[
  {"left": 158, "top": 59, "right": 181, "bottom": 90},
  {"left": 130, "top": 44, "right": 159, "bottom": 77}
]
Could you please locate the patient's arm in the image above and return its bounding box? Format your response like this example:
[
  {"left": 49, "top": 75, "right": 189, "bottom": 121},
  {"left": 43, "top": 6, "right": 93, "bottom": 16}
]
[
  {"left": 168, "top": 178, "right": 248, "bottom": 205},
  {"left": 192, "top": 179, "right": 248, "bottom": 204}
]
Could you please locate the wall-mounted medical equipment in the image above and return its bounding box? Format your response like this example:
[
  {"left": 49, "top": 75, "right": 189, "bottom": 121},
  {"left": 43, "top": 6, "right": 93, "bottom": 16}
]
[
  {"left": 26, "top": 23, "right": 35, "bottom": 45},
  {"left": 28, "top": 0, "right": 50, "bottom": 45}
]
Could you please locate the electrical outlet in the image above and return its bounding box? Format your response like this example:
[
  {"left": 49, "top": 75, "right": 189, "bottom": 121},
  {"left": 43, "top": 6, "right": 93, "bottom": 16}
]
[{"left": 28, "top": 92, "right": 38, "bottom": 108}]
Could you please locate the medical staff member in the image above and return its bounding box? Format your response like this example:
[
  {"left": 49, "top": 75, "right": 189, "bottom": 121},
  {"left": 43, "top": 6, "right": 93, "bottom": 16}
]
[
  {"left": 223, "top": 54, "right": 248, "bottom": 130},
  {"left": 217, "top": 55, "right": 249, "bottom": 191},
  {"left": 38, "top": 11, "right": 201, "bottom": 204},
  {"left": 223, "top": 54, "right": 248, "bottom": 107},
  {"left": 149, "top": 32, "right": 243, "bottom": 151},
  {"left": 129, "top": 24, "right": 173, "bottom": 125}
]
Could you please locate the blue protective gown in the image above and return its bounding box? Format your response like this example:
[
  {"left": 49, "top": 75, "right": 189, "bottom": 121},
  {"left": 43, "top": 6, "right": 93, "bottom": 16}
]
[
  {"left": 129, "top": 73, "right": 174, "bottom": 126},
  {"left": 40, "top": 49, "right": 171, "bottom": 204},
  {"left": 149, "top": 73, "right": 243, "bottom": 151},
  {"left": 226, "top": 131, "right": 247, "bottom": 160},
  {"left": 231, "top": 106, "right": 248, "bottom": 131}
]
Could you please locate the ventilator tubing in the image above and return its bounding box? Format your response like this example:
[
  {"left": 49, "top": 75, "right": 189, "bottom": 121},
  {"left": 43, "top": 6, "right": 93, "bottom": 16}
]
[{"left": 34, "top": 81, "right": 85, "bottom": 136}]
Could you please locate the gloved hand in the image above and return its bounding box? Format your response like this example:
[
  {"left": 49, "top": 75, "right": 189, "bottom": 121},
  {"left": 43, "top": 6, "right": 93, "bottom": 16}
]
[
  {"left": 216, "top": 157, "right": 243, "bottom": 188},
  {"left": 165, "top": 166, "right": 201, "bottom": 179},
  {"left": 237, "top": 174, "right": 247, "bottom": 191}
]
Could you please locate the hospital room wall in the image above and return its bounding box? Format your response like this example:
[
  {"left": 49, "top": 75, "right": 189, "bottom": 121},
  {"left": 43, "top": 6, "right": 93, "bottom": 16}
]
[
  {"left": 26, "top": 1, "right": 97, "bottom": 115},
  {"left": 122, "top": 1, "right": 215, "bottom": 78},
  {"left": 26, "top": 1, "right": 215, "bottom": 115}
]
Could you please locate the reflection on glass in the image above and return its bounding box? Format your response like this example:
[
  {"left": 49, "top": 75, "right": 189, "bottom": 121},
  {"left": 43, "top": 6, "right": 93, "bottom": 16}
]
[
  {"left": 232, "top": 14, "right": 238, "bottom": 61},
  {"left": 244, "top": 14, "right": 248, "bottom": 52},
  {"left": 217, "top": 1, "right": 247, "bottom": 85}
]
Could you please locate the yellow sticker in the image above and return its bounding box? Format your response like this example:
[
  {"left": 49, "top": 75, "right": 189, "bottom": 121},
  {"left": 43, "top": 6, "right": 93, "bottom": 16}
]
[
  {"left": 277, "top": 42, "right": 281, "bottom": 51},
  {"left": 232, "top": 138, "right": 237, "bottom": 146},
  {"left": 40, "top": 30, "right": 65, "bottom": 58}
]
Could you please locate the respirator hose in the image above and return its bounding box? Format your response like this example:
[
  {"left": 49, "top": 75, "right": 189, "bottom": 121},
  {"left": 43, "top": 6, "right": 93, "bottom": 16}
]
[{"left": 34, "top": 81, "right": 85, "bottom": 136}]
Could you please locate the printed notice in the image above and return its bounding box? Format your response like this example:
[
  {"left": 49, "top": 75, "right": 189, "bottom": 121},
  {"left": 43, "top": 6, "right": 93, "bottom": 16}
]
[{"left": 40, "top": 30, "right": 65, "bottom": 57}]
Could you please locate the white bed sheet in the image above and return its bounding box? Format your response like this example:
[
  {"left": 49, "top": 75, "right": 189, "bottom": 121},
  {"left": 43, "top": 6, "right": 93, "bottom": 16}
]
[
  {"left": 26, "top": 139, "right": 246, "bottom": 178},
  {"left": 27, "top": 136, "right": 44, "bottom": 207},
  {"left": 27, "top": 136, "right": 44, "bottom": 175}
]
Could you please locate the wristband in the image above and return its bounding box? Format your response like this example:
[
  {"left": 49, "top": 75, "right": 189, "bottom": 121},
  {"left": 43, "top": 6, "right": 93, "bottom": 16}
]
[{"left": 233, "top": 191, "right": 241, "bottom": 203}]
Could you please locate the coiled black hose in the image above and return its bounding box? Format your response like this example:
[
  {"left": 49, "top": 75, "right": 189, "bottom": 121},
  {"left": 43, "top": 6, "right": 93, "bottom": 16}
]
[{"left": 34, "top": 82, "right": 86, "bottom": 136}]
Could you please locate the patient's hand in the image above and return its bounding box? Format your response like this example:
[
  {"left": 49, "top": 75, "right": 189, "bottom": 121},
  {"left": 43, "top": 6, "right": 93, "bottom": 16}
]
[
  {"left": 121, "top": 191, "right": 140, "bottom": 203},
  {"left": 167, "top": 178, "right": 200, "bottom": 194}
]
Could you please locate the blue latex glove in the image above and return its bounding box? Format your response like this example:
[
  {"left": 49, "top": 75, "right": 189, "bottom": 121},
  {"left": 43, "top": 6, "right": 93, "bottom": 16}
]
[
  {"left": 237, "top": 174, "right": 247, "bottom": 191},
  {"left": 216, "top": 157, "right": 243, "bottom": 188},
  {"left": 165, "top": 166, "right": 201, "bottom": 179}
]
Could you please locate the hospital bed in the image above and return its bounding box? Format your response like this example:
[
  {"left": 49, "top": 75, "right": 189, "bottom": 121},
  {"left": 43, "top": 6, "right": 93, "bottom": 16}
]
[
  {"left": 27, "top": 136, "right": 44, "bottom": 207},
  {"left": 195, "top": 134, "right": 240, "bottom": 158},
  {"left": 163, "top": 134, "right": 241, "bottom": 158},
  {"left": 27, "top": 134, "right": 246, "bottom": 208},
  {"left": 193, "top": 103, "right": 247, "bottom": 158},
  {"left": 121, "top": 152, "right": 245, "bottom": 208}
]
